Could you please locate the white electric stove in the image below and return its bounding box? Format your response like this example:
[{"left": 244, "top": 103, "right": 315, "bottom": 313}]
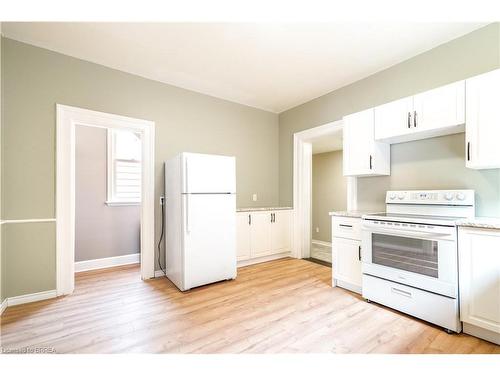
[{"left": 361, "top": 189, "right": 475, "bottom": 333}]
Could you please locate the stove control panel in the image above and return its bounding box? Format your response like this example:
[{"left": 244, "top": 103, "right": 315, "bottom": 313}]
[{"left": 386, "top": 190, "right": 475, "bottom": 206}]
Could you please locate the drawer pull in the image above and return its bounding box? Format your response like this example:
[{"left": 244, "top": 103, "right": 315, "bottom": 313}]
[
  {"left": 338, "top": 224, "right": 353, "bottom": 228},
  {"left": 391, "top": 287, "right": 412, "bottom": 298}
]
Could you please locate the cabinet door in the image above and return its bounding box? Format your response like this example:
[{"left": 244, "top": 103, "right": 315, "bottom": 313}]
[
  {"left": 459, "top": 228, "right": 500, "bottom": 333},
  {"left": 236, "top": 213, "right": 251, "bottom": 261},
  {"left": 343, "top": 108, "right": 390, "bottom": 177},
  {"left": 271, "top": 211, "right": 291, "bottom": 253},
  {"left": 332, "top": 237, "right": 362, "bottom": 288},
  {"left": 466, "top": 69, "right": 500, "bottom": 169},
  {"left": 413, "top": 80, "right": 465, "bottom": 132},
  {"left": 249, "top": 212, "right": 272, "bottom": 257},
  {"left": 374, "top": 97, "right": 413, "bottom": 141}
]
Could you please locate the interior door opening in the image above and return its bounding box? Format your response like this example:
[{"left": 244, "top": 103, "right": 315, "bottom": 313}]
[{"left": 74, "top": 125, "right": 143, "bottom": 284}]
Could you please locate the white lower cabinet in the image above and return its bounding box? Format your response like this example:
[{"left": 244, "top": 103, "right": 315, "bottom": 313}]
[
  {"left": 331, "top": 216, "right": 363, "bottom": 293},
  {"left": 236, "top": 213, "right": 251, "bottom": 261},
  {"left": 236, "top": 209, "right": 292, "bottom": 264},
  {"left": 458, "top": 227, "right": 500, "bottom": 345}
]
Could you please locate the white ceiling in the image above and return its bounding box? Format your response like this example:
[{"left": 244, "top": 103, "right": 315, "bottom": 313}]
[{"left": 2, "top": 22, "right": 487, "bottom": 113}]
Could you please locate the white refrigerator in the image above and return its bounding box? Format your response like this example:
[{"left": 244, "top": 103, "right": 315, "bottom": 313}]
[{"left": 165, "top": 152, "right": 237, "bottom": 291}]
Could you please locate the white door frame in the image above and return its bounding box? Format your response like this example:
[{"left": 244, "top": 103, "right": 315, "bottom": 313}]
[
  {"left": 56, "top": 104, "right": 155, "bottom": 296},
  {"left": 292, "top": 120, "right": 357, "bottom": 259}
]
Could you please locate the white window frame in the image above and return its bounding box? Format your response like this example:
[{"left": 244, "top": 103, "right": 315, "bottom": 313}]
[{"left": 106, "top": 128, "right": 142, "bottom": 206}]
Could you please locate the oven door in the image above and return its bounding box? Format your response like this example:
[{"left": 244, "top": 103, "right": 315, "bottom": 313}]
[{"left": 361, "top": 220, "right": 458, "bottom": 298}]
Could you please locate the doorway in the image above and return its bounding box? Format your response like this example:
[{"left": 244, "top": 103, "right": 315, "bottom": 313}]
[
  {"left": 310, "top": 137, "right": 347, "bottom": 266},
  {"left": 56, "top": 105, "right": 155, "bottom": 296},
  {"left": 74, "top": 126, "right": 142, "bottom": 274},
  {"left": 292, "top": 121, "right": 357, "bottom": 261}
]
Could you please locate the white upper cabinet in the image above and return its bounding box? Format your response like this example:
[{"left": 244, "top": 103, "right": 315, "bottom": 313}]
[
  {"left": 413, "top": 80, "right": 465, "bottom": 132},
  {"left": 374, "top": 81, "right": 465, "bottom": 144},
  {"left": 374, "top": 97, "right": 414, "bottom": 140},
  {"left": 343, "top": 108, "right": 390, "bottom": 177},
  {"left": 465, "top": 69, "right": 500, "bottom": 169}
]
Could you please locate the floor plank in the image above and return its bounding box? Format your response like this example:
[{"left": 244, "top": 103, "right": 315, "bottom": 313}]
[{"left": 1, "top": 258, "right": 498, "bottom": 354}]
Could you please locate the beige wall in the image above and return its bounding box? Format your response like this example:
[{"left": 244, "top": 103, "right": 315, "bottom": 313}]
[
  {"left": 1, "top": 38, "right": 279, "bottom": 297},
  {"left": 75, "top": 126, "right": 140, "bottom": 262},
  {"left": 279, "top": 23, "right": 500, "bottom": 217},
  {"left": 312, "top": 151, "right": 346, "bottom": 243}
]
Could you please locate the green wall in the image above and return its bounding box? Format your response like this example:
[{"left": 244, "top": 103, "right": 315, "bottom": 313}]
[
  {"left": 279, "top": 23, "right": 500, "bottom": 217},
  {"left": 1, "top": 38, "right": 280, "bottom": 297},
  {"left": 312, "top": 151, "right": 347, "bottom": 242}
]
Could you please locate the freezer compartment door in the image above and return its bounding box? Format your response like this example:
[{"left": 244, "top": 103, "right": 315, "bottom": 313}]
[
  {"left": 183, "top": 153, "right": 236, "bottom": 193},
  {"left": 182, "top": 194, "right": 237, "bottom": 290}
]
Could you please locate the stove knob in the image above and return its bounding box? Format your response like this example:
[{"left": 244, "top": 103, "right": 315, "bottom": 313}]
[
  {"left": 456, "top": 192, "right": 466, "bottom": 201},
  {"left": 389, "top": 193, "right": 396, "bottom": 200},
  {"left": 398, "top": 193, "right": 405, "bottom": 200},
  {"left": 444, "top": 192, "right": 454, "bottom": 201}
]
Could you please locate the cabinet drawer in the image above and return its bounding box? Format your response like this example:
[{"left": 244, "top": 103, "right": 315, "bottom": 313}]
[
  {"left": 332, "top": 217, "right": 362, "bottom": 240},
  {"left": 362, "top": 274, "right": 460, "bottom": 332}
]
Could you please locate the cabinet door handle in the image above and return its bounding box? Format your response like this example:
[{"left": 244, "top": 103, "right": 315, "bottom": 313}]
[
  {"left": 358, "top": 245, "right": 362, "bottom": 261},
  {"left": 339, "top": 224, "right": 353, "bottom": 228},
  {"left": 413, "top": 111, "right": 417, "bottom": 127},
  {"left": 407, "top": 112, "right": 411, "bottom": 128},
  {"left": 369, "top": 155, "right": 373, "bottom": 170},
  {"left": 249, "top": 214, "right": 251, "bottom": 225},
  {"left": 270, "top": 213, "right": 273, "bottom": 223},
  {"left": 273, "top": 213, "right": 275, "bottom": 223},
  {"left": 467, "top": 141, "right": 471, "bottom": 161}
]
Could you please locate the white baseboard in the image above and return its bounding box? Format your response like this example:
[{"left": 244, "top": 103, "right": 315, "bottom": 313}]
[
  {"left": 154, "top": 269, "right": 167, "bottom": 278},
  {"left": 312, "top": 240, "right": 332, "bottom": 247},
  {"left": 75, "top": 253, "right": 140, "bottom": 272},
  {"left": 463, "top": 322, "right": 500, "bottom": 345},
  {"left": 6, "top": 290, "right": 58, "bottom": 308},
  {"left": 0, "top": 298, "right": 7, "bottom": 315},
  {"left": 237, "top": 252, "right": 291, "bottom": 268}
]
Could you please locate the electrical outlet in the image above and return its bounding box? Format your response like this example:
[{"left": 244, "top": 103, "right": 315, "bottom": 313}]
[
  {"left": 160, "top": 196, "right": 165, "bottom": 206},
  {"left": 252, "top": 193, "right": 258, "bottom": 202},
  {"left": 316, "top": 227, "right": 320, "bottom": 233}
]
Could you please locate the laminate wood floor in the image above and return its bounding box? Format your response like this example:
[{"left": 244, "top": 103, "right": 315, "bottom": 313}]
[{"left": 1, "top": 258, "right": 498, "bottom": 354}]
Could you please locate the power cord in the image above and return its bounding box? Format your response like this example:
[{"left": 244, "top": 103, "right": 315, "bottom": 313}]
[{"left": 157, "top": 197, "right": 166, "bottom": 276}]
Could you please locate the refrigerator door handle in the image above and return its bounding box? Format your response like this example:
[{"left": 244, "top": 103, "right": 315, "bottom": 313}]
[{"left": 185, "top": 194, "right": 190, "bottom": 234}]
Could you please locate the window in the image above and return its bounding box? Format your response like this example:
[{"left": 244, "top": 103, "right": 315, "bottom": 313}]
[{"left": 107, "top": 129, "right": 142, "bottom": 205}]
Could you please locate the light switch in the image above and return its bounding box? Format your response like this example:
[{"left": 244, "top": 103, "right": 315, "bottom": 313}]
[
  {"left": 252, "top": 194, "right": 258, "bottom": 202},
  {"left": 316, "top": 227, "right": 320, "bottom": 233}
]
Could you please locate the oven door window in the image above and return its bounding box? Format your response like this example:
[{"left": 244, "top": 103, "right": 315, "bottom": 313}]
[{"left": 372, "top": 233, "right": 438, "bottom": 278}]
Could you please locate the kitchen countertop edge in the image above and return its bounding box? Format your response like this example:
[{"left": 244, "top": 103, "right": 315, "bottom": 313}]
[
  {"left": 237, "top": 207, "right": 293, "bottom": 212},
  {"left": 456, "top": 217, "right": 500, "bottom": 230},
  {"left": 328, "top": 210, "right": 381, "bottom": 218}
]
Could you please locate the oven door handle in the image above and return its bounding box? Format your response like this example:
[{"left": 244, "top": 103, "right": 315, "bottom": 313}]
[{"left": 363, "top": 227, "right": 453, "bottom": 240}]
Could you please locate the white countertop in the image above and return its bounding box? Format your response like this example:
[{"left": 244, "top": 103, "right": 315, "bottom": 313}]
[
  {"left": 237, "top": 207, "right": 293, "bottom": 212},
  {"left": 456, "top": 217, "right": 500, "bottom": 230},
  {"left": 329, "top": 210, "right": 381, "bottom": 218}
]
